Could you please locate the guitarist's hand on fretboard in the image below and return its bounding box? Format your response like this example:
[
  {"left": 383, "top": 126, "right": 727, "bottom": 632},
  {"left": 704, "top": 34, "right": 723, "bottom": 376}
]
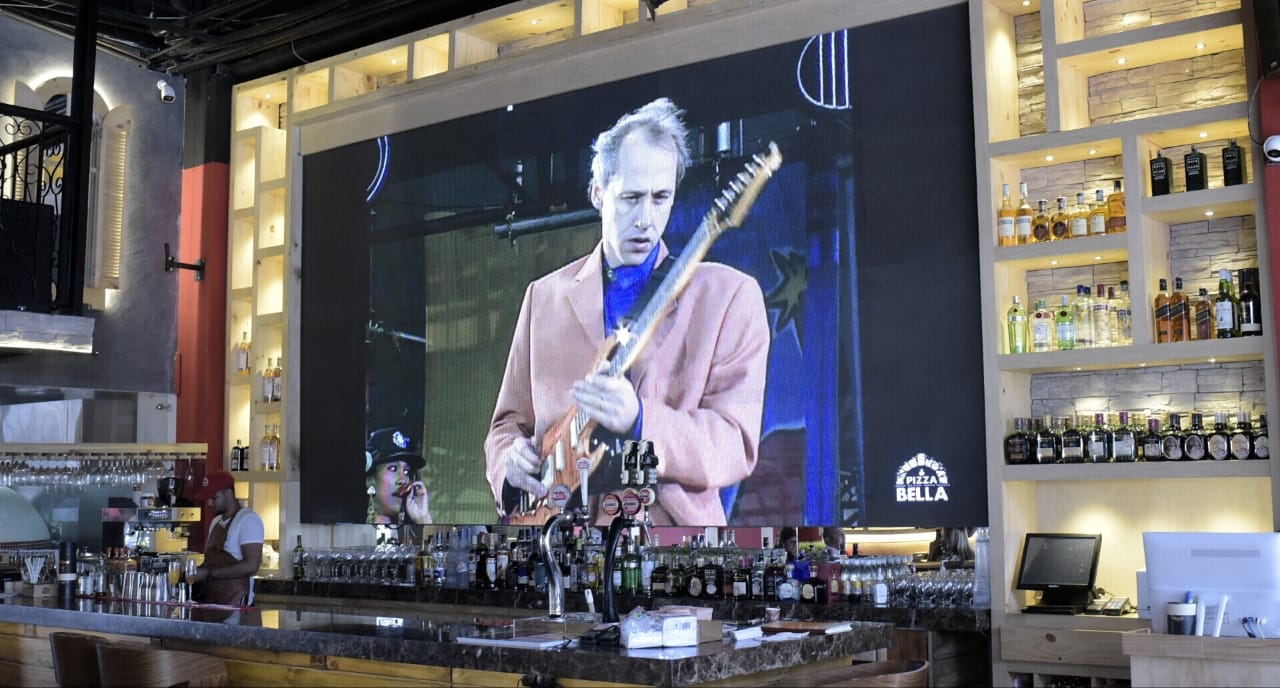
[{"left": 571, "top": 369, "right": 640, "bottom": 436}]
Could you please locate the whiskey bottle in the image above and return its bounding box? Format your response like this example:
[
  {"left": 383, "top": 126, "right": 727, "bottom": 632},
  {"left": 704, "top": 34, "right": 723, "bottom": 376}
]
[
  {"left": 1056, "top": 295, "right": 1076, "bottom": 350},
  {"left": 234, "top": 332, "right": 252, "bottom": 375},
  {"left": 686, "top": 554, "right": 705, "bottom": 598},
  {"left": 262, "top": 357, "right": 275, "bottom": 403},
  {"left": 1230, "top": 412, "right": 1255, "bottom": 460},
  {"left": 1207, "top": 412, "right": 1231, "bottom": 460},
  {"left": 1194, "top": 288, "right": 1215, "bottom": 341},
  {"left": 229, "top": 439, "right": 244, "bottom": 472},
  {"left": 1086, "top": 413, "right": 1110, "bottom": 463},
  {"left": 1169, "top": 277, "right": 1190, "bottom": 343},
  {"left": 1161, "top": 414, "right": 1186, "bottom": 461},
  {"left": 1140, "top": 417, "right": 1164, "bottom": 461},
  {"left": 1007, "top": 296, "right": 1028, "bottom": 354},
  {"left": 1034, "top": 416, "right": 1059, "bottom": 464},
  {"left": 1106, "top": 179, "right": 1126, "bottom": 233},
  {"left": 1069, "top": 192, "right": 1090, "bottom": 238},
  {"left": 749, "top": 552, "right": 766, "bottom": 600},
  {"left": 1074, "top": 285, "right": 1094, "bottom": 348},
  {"left": 1031, "top": 299, "right": 1055, "bottom": 352},
  {"left": 272, "top": 356, "right": 284, "bottom": 402},
  {"left": 1060, "top": 416, "right": 1085, "bottom": 463},
  {"left": 1222, "top": 139, "right": 1244, "bottom": 186},
  {"left": 650, "top": 554, "right": 670, "bottom": 596},
  {"left": 1215, "top": 269, "right": 1241, "bottom": 338},
  {"left": 997, "top": 183, "right": 1016, "bottom": 247},
  {"left": 1184, "top": 145, "right": 1207, "bottom": 191},
  {"left": 1183, "top": 412, "right": 1207, "bottom": 461},
  {"left": 1154, "top": 278, "right": 1172, "bottom": 343},
  {"left": 1089, "top": 189, "right": 1108, "bottom": 236},
  {"left": 1051, "top": 196, "right": 1071, "bottom": 240},
  {"left": 1032, "top": 199, "right": 1051, "bottom": 243},
  {"left": 1253, "top": 414, "right": 1269, "bottom": 460},
  {"left": 1115, "top": 280, "right": 1133, "bottom": 345},
  {"left": 1004, "top": 417, "right": 1033, "bottom": 465},
  {"left": 1093, "top": 283, "right": 1112, "bottom": 347},
  {"left": 1150, "top": 150, "right": 1172, "bottom": 196},
  {"left": 293, "top": 535, "right": 306, "bottom": 581},
  {"left": 1111, "top": 411, "right": 1137, "bottom": 462},
  {"left": 1016, "top": 182, "right": 1034, "bottom": 245},
  {"left": 732, "top": 557, "right": 750, "bottom": 600},
  {"left": 1239, "top": 268, "right": 1263, "bottom": 337}
]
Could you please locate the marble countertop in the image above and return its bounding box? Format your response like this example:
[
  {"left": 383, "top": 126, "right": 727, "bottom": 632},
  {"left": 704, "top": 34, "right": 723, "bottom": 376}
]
[{"left": 0, "top": 595, "right": 893, "bottom": 687}]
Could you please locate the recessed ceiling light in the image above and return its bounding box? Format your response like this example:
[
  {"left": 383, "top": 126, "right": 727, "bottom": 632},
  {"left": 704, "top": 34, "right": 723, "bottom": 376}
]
[
  {"left": 531, "top": 18, "right": 540, "bottom": 24},
  {"left": 1093, "top": 256, "right": 1103, "bottom": 261},
  {"left": 1074, "top": 367, "right": 1083, "bottom": 371},
  {"left": 1205, "top": 210, "right": 1215, "bottom": 217},
  {"left": 1199, "top": 131, "right": 1209, "bottom": 138},
  {"left": 1049, "top": 260, "right": 1059, "bottom": 266},
  {"left": 1208, "top": 358, "right": 1217, "bottom": 363},
  {"left": 1022, "top": 0, "right": 1031, "bottom": 5},
  {"left": 1139, "top": 363, "right": 1147, "bottom": 367},
  {"left": 1088, "top": 148, "right": 1097, "bottom": 155},
  {"left": 1117, "top": 57, "right": 1127, "bottom": 65},
  {"left": 1045, "top": 155, "right": 1055, "bottom": 161},
  {"left": 1196, "top": 42, "right": 1206, "bottom": 50}
]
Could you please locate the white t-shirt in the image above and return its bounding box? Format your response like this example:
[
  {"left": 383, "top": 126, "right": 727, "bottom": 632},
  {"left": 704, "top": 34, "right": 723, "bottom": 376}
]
[{"left": 214, "top": 507, "right": 265, "bottom": 561}]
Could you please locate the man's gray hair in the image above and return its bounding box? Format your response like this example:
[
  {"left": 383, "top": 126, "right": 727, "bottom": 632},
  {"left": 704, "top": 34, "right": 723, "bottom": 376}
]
[{"left": 589, "top": 97, "right": 692, "bottom": 197}]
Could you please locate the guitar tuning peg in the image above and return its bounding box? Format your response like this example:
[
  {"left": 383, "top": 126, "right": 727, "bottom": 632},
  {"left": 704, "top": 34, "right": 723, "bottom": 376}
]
[
  {"left": 714, "top": 198, "right": 729, "bottom": 213},
  {"left": 729, "top": 180, "right": 745, "bottom": 194},
  {"left": 735, "top": 171, "right": 752, "bottom": 183}
]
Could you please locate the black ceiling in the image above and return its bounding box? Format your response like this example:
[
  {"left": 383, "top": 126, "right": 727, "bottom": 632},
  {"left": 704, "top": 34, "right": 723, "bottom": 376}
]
[{"left": 2, "top": 0, "right": 515, "bottom": 79}]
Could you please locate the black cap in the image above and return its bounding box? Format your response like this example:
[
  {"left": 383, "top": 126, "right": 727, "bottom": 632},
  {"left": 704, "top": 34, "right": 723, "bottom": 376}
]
[{"left": 365, "top": 428, "right": 425, "bottom": 474}]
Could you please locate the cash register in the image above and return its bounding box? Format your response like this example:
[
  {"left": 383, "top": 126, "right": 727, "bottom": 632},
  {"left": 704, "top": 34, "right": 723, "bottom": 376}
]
[{"left": 1015, "top": 532, "right": 1102, "bottom": 615}]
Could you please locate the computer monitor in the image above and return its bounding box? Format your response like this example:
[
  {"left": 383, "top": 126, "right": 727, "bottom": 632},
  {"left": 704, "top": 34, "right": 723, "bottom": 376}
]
[
  {"left": 1015, "top": 532, "right": 1103, "bottom": 609},
  {"left": 1143, "top": 531, "right": 1280, "bottom": 637}
]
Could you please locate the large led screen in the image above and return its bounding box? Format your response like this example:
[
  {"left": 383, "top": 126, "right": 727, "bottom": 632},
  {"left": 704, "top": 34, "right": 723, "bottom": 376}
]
[{"left": 300, "top": 4, "right": 986, "bottom": 528}]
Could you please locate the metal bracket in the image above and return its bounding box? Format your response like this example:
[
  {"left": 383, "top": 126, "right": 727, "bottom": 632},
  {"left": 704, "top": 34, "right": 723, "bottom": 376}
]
[{"left": 163, "top": 242, "right": 205, "bottom": 281}]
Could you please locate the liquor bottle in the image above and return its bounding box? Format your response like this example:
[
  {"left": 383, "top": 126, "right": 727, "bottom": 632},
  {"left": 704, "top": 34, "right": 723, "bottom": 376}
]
[
  {"left": 1089, "top": 189, "right": 1108, "bottom": 236},
  {"left": 1154, "top": 278, "right": 1172, "bottom": 343},
  {"left": 1074, "top": 285, "right": 1094, "bottom": 348},
  {"left": 474, "top": 532, "right": 492, "bottom": 589},
  {"left": 1007, "top": 296, "right": 1028, "bottom": 354},
  {"left": 237, "top": 441, "right": 250, "bottom": 472},
  {"left": 1161, "top": 413, "right": 1186, "bottom": 460},
  {"left": 1016, "top": 182, "right": 1034, "bottom": 245},
  {"left": 650, "top": 553, "right": 670, "bottom": 596},
  {"left": 749, "top": 552, "right": 766, "bottom": 600},
  {"left": 1215, "top": 269, "right": 1241, "bottom": 338},
  {"left": 269, "top": 425, "right": 281, "bottom": 471},
  {"left": 272, "top": 356, "right": 284, "bottom": 402},
  {"left": 1184, "top": 145, "right": 1207, "bottom": 191},
  {"left": 763, "top": 550, "right": 781, "bottom": 601},
  {"left": 623, "top": 538, "right": 642, "bottom": 596},
  {"left": 1060, "top": 416, "right": 1085, "bottom": 463},
  {"left": 1004, "top": 417, "right": 1033, "bottom": 465},
  {"left": 496, "top": 535, "right": 511, "bottom": 590},
  {"left": 1150, "top": 150, "right": 1172, "bottom": 196},
  {"left": 1093, "top": 283, "right": 1112, "bottom": 347},
  {"left": 1115, "top": 281, "right": 1133, "bottom": 345},
  {"left": 1207, "top": 412, "right": 1232, "bottom": 460},
  {"left": 1222, "top": 139, "right": 1244, "bottom": 186},
  {"left": 997, "top": 183, "right": 1016, "bottom": 247},
  {"left": 1086, "top": 413, "right": 1110, "bottom": 463},
  {"left": 229, "top": 439, "right": 244, "bottom": 472},
  {"left": 262, "top": 357, "right": 275, "bottom": 403},
  {"left": 732, "top": 556, "right": 750, "bottom": 600},
  {"left": 1056, "top": 295, "right": 1076, "bottom": 350},
  {"left": 1183, "top": 412, "right": 1207, "bottom": 460},
  {"left": 1111, "top": 411, "right": 1137, "bottom": 462},
  {"left": 1239, "top": 268, "right": 1263, "bottom": 337},
  {"left": 260, "top": 424, "right": 273, "bottom": 471},
  {"left": 1140, "top": 417, "right": 1164, "bottom": 461},
  {"left": 1169, "top": 277, "right": 1190, "bottom": 342},
  {"left": 292, "top": 535, "right": 306, "bottom": 581},
  {"left": 234, "top": 332, "right": 251, "bottom": 375},
  {"left": 1253, "top": 414, "right": 1269, "bottom": 460},
  {"left": 1106, "top": 179, "right": 1126, "bottom": 233},
  {"left": 1031, "top": 299, "right": 1055, "bottom": 352},
  {"left": 1230, "top": 411, "right": 1255, "bottom": 460},
  {"left": 1032, "top": 199, "right": 1051, "bottom": 243},
  {"left": 1051, "top": 196, "right": 1071, "bottom": 240},
  {"left": 686, "top": 553, "right": 705, "bottom": 598},
  {"left": 702, "top": 554, "right": 723, "bottom": 599},
  {"left": 1194, "top": 288, "right": 1214, "bottom": 341},
  {"left": 1034, "top": 416, "right": 1059, "bottom": 464},
  {"left": 1069, "top": 192, "right": 1090, "bottom": 238}
]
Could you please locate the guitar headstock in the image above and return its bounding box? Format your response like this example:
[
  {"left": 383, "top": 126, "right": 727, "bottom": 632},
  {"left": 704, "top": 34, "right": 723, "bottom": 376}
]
[{"left": 707, "top": 142, "right": 783, "bottom": 235}]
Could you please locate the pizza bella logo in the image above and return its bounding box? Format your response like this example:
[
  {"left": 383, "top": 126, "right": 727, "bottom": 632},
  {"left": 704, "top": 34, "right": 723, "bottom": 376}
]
[{"left": 894, "top": 453, "right": 950, "bottom": 503}]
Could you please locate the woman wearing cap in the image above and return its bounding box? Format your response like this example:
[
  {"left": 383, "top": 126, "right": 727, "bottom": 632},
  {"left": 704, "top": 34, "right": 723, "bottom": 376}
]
[{"left": 365, "top": 428, "right": 432, "bottom": 525}]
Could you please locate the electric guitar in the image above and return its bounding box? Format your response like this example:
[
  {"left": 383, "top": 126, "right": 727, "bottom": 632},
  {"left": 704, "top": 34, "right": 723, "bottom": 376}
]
[{"left": 504, "top": 142, "right": 783, "bottom": 525}]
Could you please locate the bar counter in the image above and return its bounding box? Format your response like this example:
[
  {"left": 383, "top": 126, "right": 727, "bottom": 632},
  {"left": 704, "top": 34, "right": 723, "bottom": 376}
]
[{"left": 0, "top": 593, "right": 895, "bottom": 687}]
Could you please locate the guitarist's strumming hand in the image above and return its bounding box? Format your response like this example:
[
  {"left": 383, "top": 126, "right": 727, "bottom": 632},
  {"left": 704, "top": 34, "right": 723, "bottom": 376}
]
[
  {"left": 502, "top": 436, "right": 547, "bottom": 499},
  {"left": 571, "top": 367, "right": 640, "bottom": 435}
]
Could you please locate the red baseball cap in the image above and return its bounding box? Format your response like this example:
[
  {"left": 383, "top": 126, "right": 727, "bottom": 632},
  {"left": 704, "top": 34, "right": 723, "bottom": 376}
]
[{"left": 188, "top": 471, "right": 235, "bottom": 501}]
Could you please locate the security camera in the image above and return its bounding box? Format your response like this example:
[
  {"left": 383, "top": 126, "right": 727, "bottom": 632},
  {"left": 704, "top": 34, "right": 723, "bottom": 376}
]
[
  {"left": 1265, "top": 135, "right": 1280, "bottom": 163},
  {"left": 156, "top": 79, "right": 175, "bottom": 103}
]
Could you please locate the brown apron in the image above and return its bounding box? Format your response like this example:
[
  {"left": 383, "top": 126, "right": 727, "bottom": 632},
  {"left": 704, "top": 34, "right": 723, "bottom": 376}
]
[{"left": 201, "top": 512, "right": 251, "bottom": 606}]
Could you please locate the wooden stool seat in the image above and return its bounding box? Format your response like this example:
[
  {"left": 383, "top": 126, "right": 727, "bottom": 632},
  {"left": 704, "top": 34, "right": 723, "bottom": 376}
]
[
  {"left": 49, "top": 631, "right": 105, "bottom": 688},
  {"left": 96, "top": 642, "right": 228, "bottom": 688},
  {"left": 788, "top": 659, "right": 930, "bottom": 688}
]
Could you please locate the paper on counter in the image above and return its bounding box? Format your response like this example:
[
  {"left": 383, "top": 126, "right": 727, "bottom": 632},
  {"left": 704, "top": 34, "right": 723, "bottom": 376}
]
[
  {"left": 761, "top": 631, "right": 810, "bottom": 642},
  {"left": 731, "top": 626, "right": 763, "bottom": 641},
  {"left": 823, "top": 623, "right": 853, "bottom": 634}
]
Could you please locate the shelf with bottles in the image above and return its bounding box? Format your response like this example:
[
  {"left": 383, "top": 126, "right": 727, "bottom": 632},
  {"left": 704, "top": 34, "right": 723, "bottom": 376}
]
[
  {"left": 997, "top": 336, "right": 1265, "bottom": 374},
  {"left": 1004, "top": 458, "right": 1270, "bottom": 482},
  {"left": 332, "top": 45, "right": 410, "bottom": 102}
]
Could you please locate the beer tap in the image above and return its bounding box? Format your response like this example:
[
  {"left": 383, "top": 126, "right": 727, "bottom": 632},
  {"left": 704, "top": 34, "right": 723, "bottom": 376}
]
[
  {"left": 541, "top": 507, "right": 587, "bottom": 620},
  {"left": 601, "top": 440, "right": 659, "bottom": 623}
]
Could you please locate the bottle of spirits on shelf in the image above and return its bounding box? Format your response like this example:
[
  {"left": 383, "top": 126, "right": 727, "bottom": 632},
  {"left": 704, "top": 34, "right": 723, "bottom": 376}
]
[
  {"left": 1069, "top": 192, "right": 1090, "bottom": 238},
  {"left": 1032, "top": 199, "right": 1051, "bottom": 243},
  {"left": 997, "top": 183, "right": 1016, "bottom": 247},
  {"left": 1016, "top": 182, "right": 1034, "bottom": 245},
  {"left": 1031, "top": 299, "right": 1055, "bottom": 352},
  {"left": 1093, "top": 283, "right": 1112, "bottom": 347},
  {"left": 272, "top": 356, "right": 284, "bottom": 401},
  {"left": 1007, "top": 296, "right": 1028, "bottom": 354},
  {"left": 1051, "top": 196, "right": 1070, "bottom": 240},
  {"left": 1115, "top": 281, "right": 1133, "bottom": 345},
  {"left": 1150, "top": 150, "right": 1172, "bottom": 196},
  {"left": 262, "top": 357, "right": 275, "bottom": 403},
  {"left": 1239, "top": 268, "right": 1262, "bottom": 337},
  {"left": 1074, "top": 285, "right": 1094, "bottom": 348},
  {"left": 1004, "top": 417, "right": 1033, "bottom": 465},
  {"left": 1161, "top": 413, "right": 1186, "bottom": 461},
  {"left": 1034, "top": 416, "right": 1059, "bottom": 464},
  {"left": 1086, "top": 413, "right": 1110, "bottom": 463},
  {"left": 1215, "top": 269, "right": 1241, "bottom": 338},
  {"left": 1169, "top": 277, "right": 1190, "bottom": 342},
  {"left": 1222, "top": 139, "right": 1244, "bottom": 186},
  {"left": 1207, "top": 412, "right": 1231, "bottom": 460},
  {"left": 1184, "top": 145, "right": 1207, "bottom": 191},
  {"left": 1253, "top": 415, "right": 1269, "bottom": 460},
  {"left": 1056, "top": 295, "right": 1076, "bottom": 350},
  {"left": 1111, "top": 411, "right": 1137, "bottom": 462},
  {"left": 1089, "top": 189, "right": 1108, "bottom": 236},
  {"left": 1183, "top": 412, "right": 1207, "bottom": 461},
  {"left": 1140, "top": 417, "right": 1164, "bottom": 461},
  {"left": 1106, "top": 179, "right": 1126, "bottom": 233},
  {"left": 1154, "top": 278, "right": 1172, "bottom": 343},
  {"left": 1060, "top": 416, "right": 1085, "bottom": 463},
  {"left": 1230, "top": 412, "right": 1255, "bottom": 460},
  {"left": 1194, "top": 288, "right": 1215, "bottom": 341},
  {"left": 234, "top": 332, "right": 251, "bottom": 375},
  {"left": 293, "top": 535, "right": 305, "bottom": 581},
  {"left": 229, "top": 439, "right": 243, "bottom": 472}
]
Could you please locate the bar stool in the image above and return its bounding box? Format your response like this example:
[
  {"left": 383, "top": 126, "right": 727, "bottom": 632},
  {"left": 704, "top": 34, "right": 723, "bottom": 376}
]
[
  {"left": 49, "top": 631, "right": 105, "bottom": 688},
  {"left": 788, "top": 659, "right": 930, "bottom": 688},
  {"left": 95, "top": 642, "right": 228, "bottom": 688}
]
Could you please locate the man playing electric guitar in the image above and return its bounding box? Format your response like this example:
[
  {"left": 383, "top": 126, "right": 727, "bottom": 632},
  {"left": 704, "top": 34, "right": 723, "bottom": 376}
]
[{"left": 484, "top": 97, "right": 771, "bottom": 526}]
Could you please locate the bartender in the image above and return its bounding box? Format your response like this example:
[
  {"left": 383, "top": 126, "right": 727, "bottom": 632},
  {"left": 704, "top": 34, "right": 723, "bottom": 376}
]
[{"left": 187, "top": 471, "right": 263, "bottom": 606}]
